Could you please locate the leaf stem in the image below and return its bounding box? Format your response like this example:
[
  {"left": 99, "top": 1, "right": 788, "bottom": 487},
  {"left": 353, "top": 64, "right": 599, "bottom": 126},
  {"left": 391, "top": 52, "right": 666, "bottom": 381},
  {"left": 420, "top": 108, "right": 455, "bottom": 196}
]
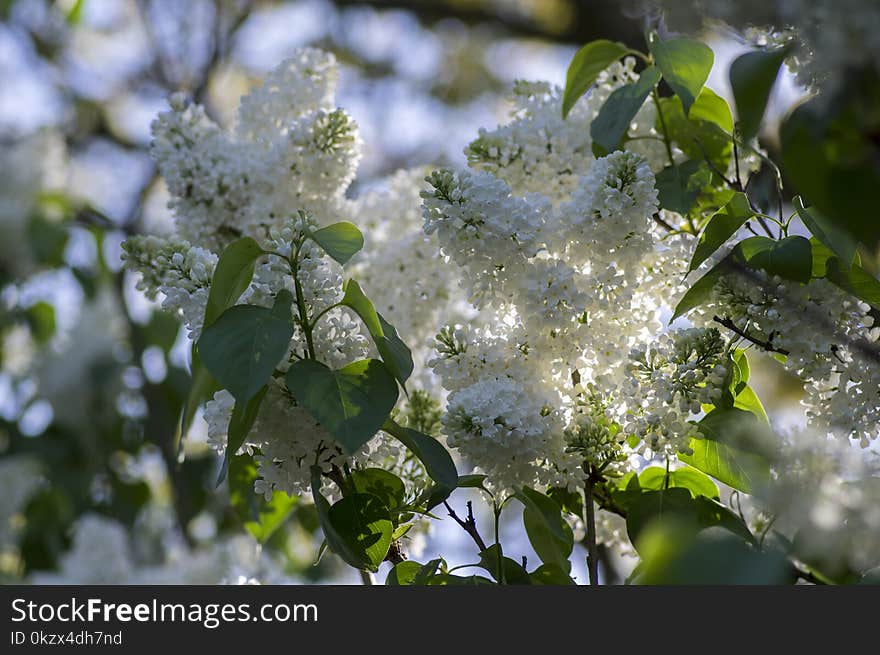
[
  {"left": 290, "top": 240, "right": 316, "bottom": 360},
  {"left": 583, "top": 467, "right": 600, "bottom": 585}
]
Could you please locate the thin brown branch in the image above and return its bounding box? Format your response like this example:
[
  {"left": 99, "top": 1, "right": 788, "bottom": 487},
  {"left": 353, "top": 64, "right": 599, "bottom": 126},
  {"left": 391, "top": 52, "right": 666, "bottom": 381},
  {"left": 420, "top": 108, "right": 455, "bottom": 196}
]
[
  {"left": 443, "top": 500, "right": 488, "bottom": 552},
  {"left": 712, "top": 315, "right": 790, "bottom": 356}
]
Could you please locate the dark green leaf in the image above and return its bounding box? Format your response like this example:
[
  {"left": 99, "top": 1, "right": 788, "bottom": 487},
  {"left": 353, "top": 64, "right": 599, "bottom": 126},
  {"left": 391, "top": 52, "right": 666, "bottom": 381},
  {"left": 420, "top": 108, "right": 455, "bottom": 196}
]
[
  {"left": 591, "top": 66, "right": 662, "bottom": 154},
  {"left": 310, "top": 222, "right": 364, "bottom": 266},
  {"left": 824, "top": 258, "right": 880, "bottom": 308},
  {"left": 730, "top": 48, "right": 788, "bottom": 141},
  {"left": 659, "top": 89, "right": 733, "bottom": 172},
  {"left": 636, "top": 525, "right": 794, "bottom": 584},
  {"left": 736, "top": 235, "right": 813, "bottom": 284},
  {"left": 547, "top": 486, "right": 584, "bottom": 518},
  {"left": 204, "top": 237, "right": 265, "bottom": 327},
  {"left": 516, "top": 487, "right": 574, "bottom": 572},
  {"left": 286, "top": 358, "right": 399, "bottom": 455},
  {"left": 178, "top": 348, "right": 220, "bottom": 448},
  {"left": 383, "top": 418, "right": 458, "bottom": 507},
  {"left": 648, "top": 32, "right": 714, "bottom": 115},
  {"left": 457, "top": 474, "right": 488, "bottom": 489},
  {"left": 671, "top": 261, "right": 726, "bottom": 321},
  {"left": 340, "top": 280, "right": 413, "bottom": 385},
  {"left": 327, "top": 493, "right": 393, "bottom": 572},
  {"left": 626, "top": 488, "right": 753, "bottom": 547},
  {"left": 655, "top": 160, "right": 712, "bottom": 215},
  {"left": 197, "top": 290, "right": 294, "bottom": 402},
  {"left": 795, "top": 197, "right": 857, "bottom": 269},
  {"left": 216, "top": 385, "right": 268, "bottom": 486},
  {"left": 478, "top": 544, "right": 532, "bottom": 585},
  {"left": 779, "top": 75, "right": 880, "bottom": 249},
  {"left": 529, "top": 563, "right": 577, "bottom": 585},
  {"left": 350, "top": 468, "right": 406, "bottom": 511},
  {"left": 310, "top": 467, "right": 392, "bottom": 572},
  {"left": 689, "top": 192, "right": 754, "bottom": 271},
  {"left": 562, "top": 39, "right": 631, "bottom": 118}
]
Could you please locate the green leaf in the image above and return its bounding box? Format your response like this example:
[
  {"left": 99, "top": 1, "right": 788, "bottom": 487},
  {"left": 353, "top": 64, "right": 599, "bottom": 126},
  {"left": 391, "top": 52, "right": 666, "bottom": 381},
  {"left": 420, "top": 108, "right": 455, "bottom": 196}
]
[
  {"left": 671, "top": 261, "right": 726, "bottom": 321},
  {"left": 659, "top": 89, "right": 733, "bottom": 172},
  {"left": 736, "top": 235, "right": 813, "bottom": 284},
  {"left": 310, "top": 467, "right": 391, "bottom": 572},
  {"left": 327, "top": 493, "right": 394, "bottom": 572},
  {"left": 229, "top": 453, "right": 297, "bottom": 543},
  {"left": 590, "top": 66, "right": 662, "bottom": 154},
  {"left": 204, "top": 237, "right": 265, "bottom": 327},
  {"left": 383, "top": 418, "right": 458, "bottom": 507},
  {"left": 795, "top": 197, "right": 857, "bottom": 269},
  {"left": 385, "top": 560, "right": 424, "bottom": 585},
  {"left": 426, "top": 573, "right": 495, "bottom": 586},
  {"left": 286, "top": 359, "right": 398, "bottom": 455},
  {"left": 309, "top": 222, "right": 364, "bottom": 266},
  {"left": 626, "top": 488, "right": 753, "bottom": 547},
  {"left": 350, "top": 468, "right": 406, "bottom": 511},
  {"left": 457, "top": 474, "right": 488, "bottom": 489},
  {"left": 197, "top": 290, "right": 294, "bottom": 402},
  {"left": 679, "top": 410, "right": 773, "bottom": 493},
  {"left": 547, "top": 486, "right": 584, "bottom": 518},
  {"left": 689, "top": 192, "right": 754, "bottom": 272},
  {"left": 732, "top": 384, "right": 769, "bottom": 424},
  {"left": 340, "top": 280, "right": 413, "bottom": 386},
  {"left": 178, "top": 348, "right": 220, "bottom": 448},
  {"left": 655, "top": 160, "right": 712, "bottom": 215},
  {"left": 637, "top": 466, "right": 719, "bottom": 499},
  {"left": 477, "top": 544, "right": 532, "bottom": 585},
  {"left": 516, "top": 487, "right": 574, "bottom": 572},
  {"left": 562, "top": 39, "right": 632, "bottom": 118},
  {"left": 216, "top": 385, "right": 268, "bottom": 486},
  {"left": 25, "top": 302, "right": 56, "bottom": 344},
  {"left": 730, "top": 47, "right": 788, "bottom": 141},
  {"left": 636, "top": 525, "right": 793, "bottom": 584},
  {"left": 65, "top": 0, "right": 86, "bottom": 24},
  {"left": 824, "top": 258, "right": 880, "bottom": 308},
  {"left": 529, "top": 563, "right": 577, "bottom": 585},
  {"left": 648, "top": 32, "right": 714, "bottom": 115}
]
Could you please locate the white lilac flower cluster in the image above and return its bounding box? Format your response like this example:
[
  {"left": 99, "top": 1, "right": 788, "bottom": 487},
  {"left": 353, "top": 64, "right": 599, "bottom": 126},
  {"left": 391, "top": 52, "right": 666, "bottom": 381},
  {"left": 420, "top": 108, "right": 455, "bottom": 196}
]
[
  {"left": 121, "top": 235, "right": 217, "bottom": 340},
  {"left": 751, "top": 431, "right": 880, "bottom": 576},
  {"left": 695, "top": 271, "right": 880, "bottom": 446},
  {"left": 624, "top": 328, "right": 728, "bottom": 455},
  {"left": 423, "top": 67, "right": 723, "bottom": 495},
  {"left": 650, "top": 0, "right": 880, "bottom": 92},
  {"left": 124, "top": 49, "right": 439, "bottom": 500}
]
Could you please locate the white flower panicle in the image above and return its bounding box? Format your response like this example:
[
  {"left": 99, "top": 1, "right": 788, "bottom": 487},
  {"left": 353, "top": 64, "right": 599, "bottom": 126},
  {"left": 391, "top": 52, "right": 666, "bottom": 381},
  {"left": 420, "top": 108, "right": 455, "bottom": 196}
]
[
  {"left": 121, "top": 235, "right": 217, "bottom": 339},
  {"left": 126, "top": 50, "right": 437, "bottom": 503},
  {"left": 695, "top": 270, "right": 880, "bottom": 445},
  {"left": 150, "top": 48, "right": 360, "bottom": 251},
  {"left": 424, "top": 64, "right": 692, "bottom": 494},
  {"left": 623, "top": 328, "right": 728, "bottom": 456}
]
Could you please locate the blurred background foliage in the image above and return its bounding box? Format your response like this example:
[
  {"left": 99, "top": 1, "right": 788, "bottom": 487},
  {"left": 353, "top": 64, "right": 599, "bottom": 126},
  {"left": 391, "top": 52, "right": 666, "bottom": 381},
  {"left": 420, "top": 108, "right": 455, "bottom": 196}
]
[{"left": 0, "top": 0, "right": 831, "bottom": 583}]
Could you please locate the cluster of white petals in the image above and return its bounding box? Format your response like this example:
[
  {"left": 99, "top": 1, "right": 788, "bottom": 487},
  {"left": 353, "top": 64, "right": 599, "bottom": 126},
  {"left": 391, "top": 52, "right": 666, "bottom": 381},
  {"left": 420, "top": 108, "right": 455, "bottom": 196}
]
[
  {"left": 694, "top": 271, "right": 880, "bottom": 445},
  {"left": 125, "top": 50, "right": 437, "bottom": 500},
  {"left": 423, "top": 68, "right": 716, "bottom": 495}
]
